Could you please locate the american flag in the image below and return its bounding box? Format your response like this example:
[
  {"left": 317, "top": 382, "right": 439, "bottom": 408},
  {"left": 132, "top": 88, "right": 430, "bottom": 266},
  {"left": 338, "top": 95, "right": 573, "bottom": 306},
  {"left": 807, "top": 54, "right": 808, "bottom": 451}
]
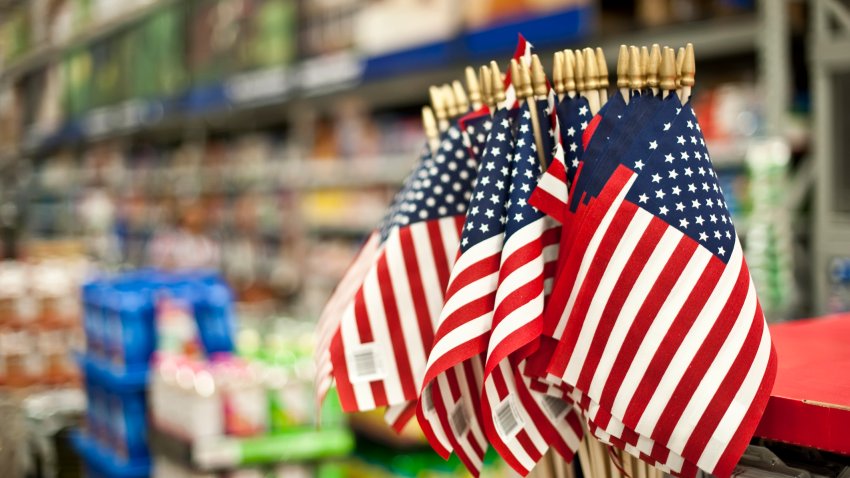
[
  {"left": 542, "top": 94, "right": 777, "bottom": 478},
  {"left": 328, "top": 124, "right": 480, "bottom": 422},
  {"left": 417, "top": 105, "right": 516, "bottom": 474},
  {"left": 480, "top": 100, "right": 582, "bottom": 475}
]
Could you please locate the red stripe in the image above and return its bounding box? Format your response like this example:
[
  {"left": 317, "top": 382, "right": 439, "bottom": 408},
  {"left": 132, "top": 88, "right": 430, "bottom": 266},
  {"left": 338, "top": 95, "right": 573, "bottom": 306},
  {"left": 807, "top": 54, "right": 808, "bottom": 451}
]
[
  {"left": 417, "top": 380, "right": 452, "bottom": 459},
  {"left": 680, "top": 301, "right": 768, "bottom": 474},
  {"left": 423, "top": 337, "right": 489, "bottom": 388},
  {"left": 486, "top": 286, "right": 544, "bottom": 375},
  {"left": 575, "top": 215, "right": 668, "bottom": 393},
  {"left": 388, "top": 402, "right": 416, "bottom": 433},
  {"left": 352, "top": 286, "right": 389, "bottom": 406},
  {"left": 546, "top": 199, "right": 638, "bottom": 378},
  {"left": 427, "top": 220, "right": 452, "bottom": 291},
  {"left": 443, "top": 252, "right": 501, "bottom": 301},
  {"left": 620, "top": 249, "right": 729, "bottom": 427},
  {"left": 432, "top": 291, "right": 496, "bottom": 346},
  {"left": 512, "top": 365, "right": 570, "bottom": 462},
  {"left": 375, "top": 253, "right": 417, "bottom": 400},
  {"left": 329, "top": 330, "right": 358, "bottom": 412},
  {"left": 648, "top": 260, "right": 750, "bottom": 446},
  {"left": 463, "top": 359, "right": 484, "bottom": 411},
  {"left": 399, "top": 227, "right": 435, "bottom": 350},
  {"left": 595, "top": 236, "right": 698, "bottom": 413}
]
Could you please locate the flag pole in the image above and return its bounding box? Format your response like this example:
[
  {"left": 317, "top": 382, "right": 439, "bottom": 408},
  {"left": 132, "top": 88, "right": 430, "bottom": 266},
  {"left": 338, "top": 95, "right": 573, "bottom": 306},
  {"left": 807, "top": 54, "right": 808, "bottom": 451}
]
[
  {"left": 617, "top": 45, "right": 630, "bottom": 104},
  {"left": 442, "top": 83, "right": 459, "bottom": 119},
  {"left": 553, "top": 51, "right": 566, "bottom": 102},
  {"left": 647, "top": 44, "right": 661, "bottom": 96},
  {"left": 480, "top": 64, "right": 495, "bottom": 113},
  {"left": 661, "top": 46, "right": 677, "bottom": 99},
  {"left": 681, "top": 42, "right": 695, "bottom": 103},
  {"left": 564, "top": 49, "right": 577, "bottom": 99},
  {"left": 526, "top": 55, "right": 549, "bottom": 169},
  {"left": 583, "top": 47, "right": 602, "bottom": 115},
  {"left": 596, "top": 47, "right": 609, "bottom": 105},
  {"left": 574, "top": 49, "right": 586, "bottom": 101},
  {"left": 640, "top": 45, "right": 650, "bottom": 91},
  {"left": 466, "top": 66, "right": 483, "bottom": 111}
]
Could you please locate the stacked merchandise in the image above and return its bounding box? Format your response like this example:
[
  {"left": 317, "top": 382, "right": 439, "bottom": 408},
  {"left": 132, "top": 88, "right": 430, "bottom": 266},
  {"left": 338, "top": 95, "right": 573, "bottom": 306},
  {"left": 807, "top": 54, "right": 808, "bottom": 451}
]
[
  {"left": 0, "top": 251, "right": 89, "bottom": 389},
  {"left": 148, "top": 320, "right": 353, "bottom": 477},
  {"left": 72, "top": 270, "right": 236, "bottom": 478}
]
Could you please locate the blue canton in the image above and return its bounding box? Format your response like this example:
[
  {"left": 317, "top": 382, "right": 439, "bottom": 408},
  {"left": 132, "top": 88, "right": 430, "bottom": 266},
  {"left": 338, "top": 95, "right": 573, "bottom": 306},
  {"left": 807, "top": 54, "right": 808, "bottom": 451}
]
[
  {"left": 505, "top": 103, "right": 546, "bottom": 238},
  {"left": 622, "top": 95, "right": 736, "bottom": 262},
  {"left": 555, "top": 95, "right": 592, "bottom": 184},
  {"left": 459, "top": 107, "right": 515, "bottom": 252},
  {"left": 381, "top": 125, "right": 480, "bottom": 242},
  {"left": 463, "top": 113, "right": 494, "bottom": 160}
]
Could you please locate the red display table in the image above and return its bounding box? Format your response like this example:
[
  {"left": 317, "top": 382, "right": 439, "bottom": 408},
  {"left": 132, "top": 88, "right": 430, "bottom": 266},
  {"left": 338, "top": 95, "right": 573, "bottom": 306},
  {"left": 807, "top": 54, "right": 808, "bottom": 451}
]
[{"left": 756, "top": 314, "right": 850, "bottom": 455}]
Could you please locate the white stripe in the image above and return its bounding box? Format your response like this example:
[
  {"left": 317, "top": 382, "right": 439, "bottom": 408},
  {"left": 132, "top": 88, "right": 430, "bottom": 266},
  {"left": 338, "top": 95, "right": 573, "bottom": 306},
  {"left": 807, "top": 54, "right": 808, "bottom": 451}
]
[
  {"left": 634, "top": 245, "right": 744, "bottom": 434},
  {"left": 697, "top": 316, "right": 772, "bottom": 472},
  {"left": 563, "top": 208, "right": 654, "bottom": 384},
  {"left": 667, "top": 276, "right": 757, "bottom": 454},
  {"left": 385, "top": 402, "right": 409, "bottom": 425},
  {"left": 340, "top": 301, "right": 375, "bottom": 410},
  {"left": 458, "top": 359, "right": 490, "bottom": 455},
  {"left": 587, "top": 227, "right": 682, "bottom": 400},
  {"left": 552, "top": 173, "right": 638, "bottom": 339},
  {"left": 411, "top": 223, "right": 445, "bottom": 327},
  {"left": 483, "top": 367, "right": 536, "bottom": 471},
  {"left": 438, "top": 217, "right": 461, "bottom": 268},
  {"left": 362, "top": 266, "right": 406, "bottom": 405},
  {"left": 500, "top": 217, "right": 546, "bottom": 262},
  {"left": 446, "top": 366, "right": 485, "bottom": 471},
  {"left": 431, "top": 375, "right": 456, "bottom": 452},
  {"left": 384, "top": 234, "right": 428, "bottom": 390},
  {"left": 610, "top": 244, "right": 714, "bottom": 420},
  {"left": 488, "top": 295, "right": 543, "bottom": 359},
  {"left": 537, "top": 173, "right": 569, "bottom": 202}
]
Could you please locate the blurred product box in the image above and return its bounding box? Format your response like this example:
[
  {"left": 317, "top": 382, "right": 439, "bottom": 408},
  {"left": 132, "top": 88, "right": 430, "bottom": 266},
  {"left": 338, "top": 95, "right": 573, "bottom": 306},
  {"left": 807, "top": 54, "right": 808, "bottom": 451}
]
[
  {"left": 298, "top": 0, "right": 359, "bottom": 57},
  {"left": 462, "top": 0, "right": 590, "bottom": 29},
  {"left": 125, "top": 4, "right": 188, "bottom": 100},
  {"left": 353, "top": 0, "right": 461, "bottom": 56}
]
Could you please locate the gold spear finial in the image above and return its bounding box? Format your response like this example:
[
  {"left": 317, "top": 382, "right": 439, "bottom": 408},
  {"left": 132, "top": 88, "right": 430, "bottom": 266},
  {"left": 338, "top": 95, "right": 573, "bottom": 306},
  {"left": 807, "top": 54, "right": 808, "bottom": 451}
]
[
  {"left": 553, "top": 51, "right": 566, "bottom": 96},
  {"left": 660, "top": 46, "right": 677, "bottom": 92},
  {"left": 564, "top": 49, "right": 577, "bottom": 94},
  {"left": 465, "top": 66, "right": 482, "bottom": 109},
  {"left": 628, "top": 45, "right": 644, "bottom": 90},
  {"left": 452, "top": 80, "right": 469, "bottom": 113},
  {"left": 616, "top": 45, "right": 630, "bottom": 89},
  {"left": 530, "top": 54, "right": 547, "bottom": 98},
  {"left": 490, "top": 60, "right": 506, "bottom": 104}
]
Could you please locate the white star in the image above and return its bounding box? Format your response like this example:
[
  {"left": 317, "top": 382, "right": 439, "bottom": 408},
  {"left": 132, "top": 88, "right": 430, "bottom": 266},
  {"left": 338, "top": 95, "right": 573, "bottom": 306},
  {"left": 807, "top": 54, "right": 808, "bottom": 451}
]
[
  {"left": 570, "top": 142, "right": 578, "bottom": 152},
  {"left": 484, "top": 121, "right": 492, "bottom": 130},
  {"left": 485, "top": 162, "right": 495, "bottom": 171},
  {"left": 462, "top": 237, "right": 469, "bottom": 247},
  {"left": 692, "top": 199, "right": 701, "bottom": 209},
  {"left": 663, "top": 122, "right": 671, "bottom": 131},
  {"left": 687, "top": 120, "right": 694, "bottom": 129},
  {"left": 680, "top": 151, "right": 690, "bottom": 160},
  {"left": 718, "top": 246, "right": 726, "bottom": 256},
  {"left": 651, "top": 173, "right": 661, "bottom": 183},
  {"left": 634, "top": 160, "right": 645, "bottom": 170},
  {"left": 434, "top": 185, "right": 443, "bottom": 194},
  {"left": 480, "top": 223, "right": 489, "bottom": 233},
  {"left": 496, "top": 132, "right": 506, "bottom": 142},
  {"left": 668, "top": 170, "right": 679, "bottom": 179},
  {"left": 690, "top": 136, "right": 697, "bottom": 145},
  {"left": 638, "top": 193, "right": 648, "bottom": 203},
  {"left": 699, "top": 232, "right": 708, "bottom": 241},
  {"left": 659, "top": 205, "right": 669, "bottom": 215},
  {"left": 698, "top": 167, "right": 706, "bottom": 176},
  {"left": 677, "top": 136, "right": 686, "bottom": 145},
  {"left": 514, "top": 212, "right": 524, "bottom": 222},
  {"left": 527, "top": 156, "right": 536, "bottom": 165},
  {"left": 496, "top": 180, "right": 505, "bottom": 190},
  {"left": 675, "top": 202, "right": 685, "bottom": 211},
  {"left": 484, "top": 209, "right": 494, "bottom": 218},
  {"left": 524, "top": 169, "right": 533, "bottom": 179},
  {"left": 684, "top": 167, "right": 693, "bottom": 177},
  {"left": 471, "top": 206, "right": 479, "bottom": 215},
  {"left": 490, "top": 147, "right": 501, "bottom": 156},
  {"left": 571, "top": 158, "right": 579, "bottom": 168},
  {"left": 725, "top": 230, "right": 731, "bottom": 239},
  {"left": 567, "top": 126, "right": 576, "bottom": 137},
  {"left": 581, "top": 121, "right": 588, "bottom": 129},
  {"left": 665, "top": 153, "right": 674, "bottom": 163},
  {"left": 467, "top": 221, "right": 474, "bottom": 231},
  {"left": 446, "top": 194, "right": 455, "bottom": 203},
  {"left": 721, "top": 215, "right": 728, "bottom": 223},
  {"left": 705, "top": 198, "right": 713, "bottom": 207},
  {"left": 695, "top": 216, "right": 705, "bottom": 225},
  {"left": 694, "top": 151, "right": 701, "bottom": 160},
  {"left": 517, "top": 138, "right": 526, "bottom": 148},
  {"left": 679, "top": 218, "right": 690, "bottom": 228},
  {"left": 714, "top": 230, "right": 722, "bottom": 239},
  {"left": 710, "top": 214, "right": 718, "bottom": 223},
  {"left": 578, "top": 105, "right": 588, "bottom": 116},
  {"left": 520, "top": 124, "right": 530, "bottom": 133},
  {"left": 475, "top": 191, "right": 484, "bottom": 200},
  {"left": 523, "top": 110, "right": 531, "bottom": 119},
  {"left": 655, "top": 189, "right": 666, "bottom": 199},
  {"left": 500, "top": 215, "right": 507, "bottom": 224},
  {"left": 688, "top": 183, "right": 697, "bottom": 193},
  {"left": 501, "top": 119, "right": 510, "bottom": 128},
  {"left": 501, "top": 166, "right": 509, "bottom": 176},
  {"left": 480, "top": 176, "right": 490, "bottom": 186},
  {"left": 518, "top": 198, "right": 527, "bottom": 207},
  {"left": 649, "top": 140, "right": 658, "bottom": 150},
  {"left": 676, "top": 107, "right": 682, "bottom": 115},
  {"left": 520, "top": 183, "right": 530, "bottom": 193},
  {"left": 672, "top": 186, "right": 681, "bottom": 195},
  {"left": 490, "top": 194, "right": 499, "bottom": 204},
  {"left": 702, "top": 182, "right": 710, "bottom": 191}
]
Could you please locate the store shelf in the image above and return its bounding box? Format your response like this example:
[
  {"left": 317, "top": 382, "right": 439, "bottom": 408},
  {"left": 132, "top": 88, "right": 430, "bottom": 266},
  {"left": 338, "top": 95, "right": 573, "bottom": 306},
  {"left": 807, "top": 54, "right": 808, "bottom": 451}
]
[{"left": 149, "top": 426, "right": 354, "bottom": 472}]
